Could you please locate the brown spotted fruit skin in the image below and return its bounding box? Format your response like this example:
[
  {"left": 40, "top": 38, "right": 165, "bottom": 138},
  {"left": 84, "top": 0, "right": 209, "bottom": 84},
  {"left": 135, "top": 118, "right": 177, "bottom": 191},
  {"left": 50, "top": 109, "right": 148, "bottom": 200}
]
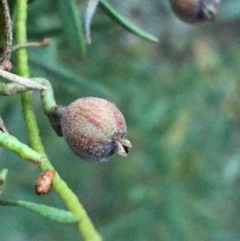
[{"left": 61, "top": 97, "right": 131, "bottom": 162}]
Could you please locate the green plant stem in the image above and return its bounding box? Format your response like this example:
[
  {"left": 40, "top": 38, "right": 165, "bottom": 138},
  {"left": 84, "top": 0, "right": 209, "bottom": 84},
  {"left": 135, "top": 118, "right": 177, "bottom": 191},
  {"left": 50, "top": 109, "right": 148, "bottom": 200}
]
[
  {"left": 15, "top": 0, "right": 102, "bottom": 240},
  {"left": 0, "top": 131, "right": 43, "bottom": 164},
  {"left": 0, "top": 82, "right": 31, "bottom": 95},
  {"left": 33, "top": 78, "right": 57, "bottom": 114}
]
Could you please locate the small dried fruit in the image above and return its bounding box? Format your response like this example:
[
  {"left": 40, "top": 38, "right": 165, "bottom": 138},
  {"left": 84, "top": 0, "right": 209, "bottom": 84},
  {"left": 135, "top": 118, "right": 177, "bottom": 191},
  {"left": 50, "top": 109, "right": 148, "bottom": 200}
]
[
  {"left": 61, "top": 97, "right": 132, "bottom": 162},
  {"left": 35, "top": 169, "right": 55, "bottom": 195}
]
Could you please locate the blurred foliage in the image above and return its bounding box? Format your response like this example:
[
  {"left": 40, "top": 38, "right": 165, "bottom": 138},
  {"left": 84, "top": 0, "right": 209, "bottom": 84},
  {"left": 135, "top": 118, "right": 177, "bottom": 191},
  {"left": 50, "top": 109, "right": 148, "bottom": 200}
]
[{"left": 1, "top": 0, "right": 240, "bottom": 240}]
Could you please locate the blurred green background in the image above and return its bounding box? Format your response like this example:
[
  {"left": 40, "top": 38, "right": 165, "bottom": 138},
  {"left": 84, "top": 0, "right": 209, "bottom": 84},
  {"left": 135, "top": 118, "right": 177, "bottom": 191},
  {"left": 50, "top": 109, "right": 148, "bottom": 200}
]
[{"left": 1, "top": 0, "right": 240, "bottom": 240}]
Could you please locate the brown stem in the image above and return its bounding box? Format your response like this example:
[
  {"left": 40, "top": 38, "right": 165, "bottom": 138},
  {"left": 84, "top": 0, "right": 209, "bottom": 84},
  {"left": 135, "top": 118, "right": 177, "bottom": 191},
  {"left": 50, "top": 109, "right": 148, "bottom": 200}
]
[{"left": 12, "top": 38, "right": 51, "bottom": 51}]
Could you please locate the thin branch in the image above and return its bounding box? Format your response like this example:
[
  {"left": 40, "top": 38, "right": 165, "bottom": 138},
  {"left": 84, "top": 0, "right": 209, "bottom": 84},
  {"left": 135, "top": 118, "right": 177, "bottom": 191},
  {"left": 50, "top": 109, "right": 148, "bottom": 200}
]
[
  {"left": 0, "top": 69, "right": 46, "bottom": 89},
  {"left": 0, "top": 82, "right": 32, "bottom": 96},
  {"left": 0, "top": 131, "right": 43, "bottom": 165},
  {"left": 12, "top": 38, "right": 51, "bottom": 51}
]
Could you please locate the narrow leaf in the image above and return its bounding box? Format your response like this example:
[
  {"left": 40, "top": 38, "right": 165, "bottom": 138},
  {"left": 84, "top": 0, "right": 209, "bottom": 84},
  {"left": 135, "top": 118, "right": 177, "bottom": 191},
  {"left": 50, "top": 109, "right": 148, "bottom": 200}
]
[
  {"left": 0, "top": 199, "right": 79, "bottom": 223},
  {"left": 0, "top": 131, "right": 43, "bottom": 165},
  {"left": 85, "top": 0, "right": 100, "bottom": 44},
  {"left": 58, "top": 0, "right": 86, "bottom": 57},
  {"left": 99, "top": 0, "right": 158, "bottom": 43}
]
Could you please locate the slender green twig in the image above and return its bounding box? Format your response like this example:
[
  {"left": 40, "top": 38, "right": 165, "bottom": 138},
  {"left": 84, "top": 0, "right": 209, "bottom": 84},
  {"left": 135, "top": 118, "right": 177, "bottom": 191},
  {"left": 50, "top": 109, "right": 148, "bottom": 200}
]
[
  {"left": 33, "top": 78, "right": 65, "bottom": 136},
  {"left": 0, "top": 82, "right": 32, "bottom": 95},
  {"left": 15, "top": 1, "right": 102, "bottom": 240},
  {"left": 33, "top": 78, "right": 57, "bottom": 114},
  {"left": 0, "top": 131, "right": 43, "bottom": 164}
]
